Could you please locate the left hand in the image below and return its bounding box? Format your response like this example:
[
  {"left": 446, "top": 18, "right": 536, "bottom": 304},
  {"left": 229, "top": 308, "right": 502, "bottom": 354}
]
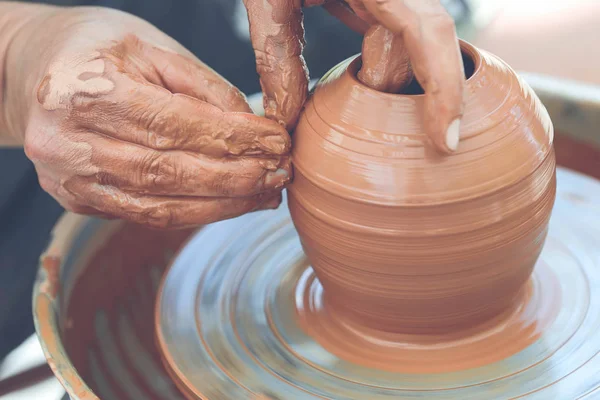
[{"left": 12, "top": 7, "right": 292, "bottom": 228}]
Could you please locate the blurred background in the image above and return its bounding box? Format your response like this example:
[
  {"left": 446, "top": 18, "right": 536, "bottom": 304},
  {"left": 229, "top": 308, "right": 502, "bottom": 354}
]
[{"left": 1, "top": 0, "right": 598, "bottom": 398}]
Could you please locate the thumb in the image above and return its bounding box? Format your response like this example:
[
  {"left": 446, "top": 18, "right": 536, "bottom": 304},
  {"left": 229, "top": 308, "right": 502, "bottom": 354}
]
[{"left": 243, "top": 0, "right": 309, "bottom": 131}]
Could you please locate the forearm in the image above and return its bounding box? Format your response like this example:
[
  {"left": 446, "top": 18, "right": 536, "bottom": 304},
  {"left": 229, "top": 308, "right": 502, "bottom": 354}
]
[{"left": 0, "top": 2, "right": 59, "bottom": 146}]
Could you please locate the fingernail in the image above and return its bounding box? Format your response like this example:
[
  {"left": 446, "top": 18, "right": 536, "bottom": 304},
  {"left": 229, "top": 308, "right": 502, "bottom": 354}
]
[
  {"left": 446, "top": 118, "right": 461, "bottom": 151},
  {"left": 264, "top": 168, "right": 290, "bottom": 189}
]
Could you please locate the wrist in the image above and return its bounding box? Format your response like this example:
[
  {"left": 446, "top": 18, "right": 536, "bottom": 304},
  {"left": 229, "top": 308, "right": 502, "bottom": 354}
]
[{"left": 0, "top": 3, "right": 61, "bottom": 145}]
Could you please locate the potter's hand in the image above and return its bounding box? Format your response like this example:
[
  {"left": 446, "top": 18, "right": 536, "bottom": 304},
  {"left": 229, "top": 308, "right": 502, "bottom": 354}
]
[
  {"left": 11, "top": 7, "right": 291, "bottom": 228},
  {"left": 243, "top": 0, "right": 464, "bottom": 153}
]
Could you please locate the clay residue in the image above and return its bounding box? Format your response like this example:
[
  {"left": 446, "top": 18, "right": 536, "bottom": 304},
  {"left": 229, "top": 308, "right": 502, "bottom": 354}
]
[
  {"left": 357, "top": 25, "right": 413, "bottom": 93},
  {"left": 243, "top": 0, "right": 309, "bottom": 131},
  {"left": 37, "top": 55, "right": 115, "bottom": 111},
  {"left": 293, "top": 262, "right": 560, "bottom": 373},
  {"left": 28, "top": 34, "right": 292, "bottom": 228},
  {"left": 41, "top": 255, "right": 61, "bottom": 299},
  {"left": 63, "top": 223, "right": 194, "bottom": 398}
]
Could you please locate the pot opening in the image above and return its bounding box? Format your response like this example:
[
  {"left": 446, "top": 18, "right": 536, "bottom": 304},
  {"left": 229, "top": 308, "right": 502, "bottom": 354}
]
[{"left": 352, "top": 42, "right": 478, "bottom": 96}]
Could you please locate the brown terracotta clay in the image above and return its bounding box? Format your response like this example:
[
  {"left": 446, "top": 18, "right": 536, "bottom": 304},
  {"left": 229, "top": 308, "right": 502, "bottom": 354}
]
[
  {"left": 288, "top": 40, "right": 556, "bottom": 335},
  {"left": 32, "top": 69, "right": 600, "bottom": 399},
  {"left": 63, "top": 223, "right": 193, "bottom": 399},
  {"left": 357, "top": 25, "right": 413, "bottom": 94}
]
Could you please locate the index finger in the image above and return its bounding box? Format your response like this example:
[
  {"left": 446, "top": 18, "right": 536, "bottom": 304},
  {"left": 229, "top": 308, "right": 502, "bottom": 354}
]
[
  {"left": 243, "top": 0, "right": 309, "bottom": 131},
  {"left": 69, "top": 73, "right": 291, "bottom": 157},
  {"left": 361, "top": 0, "right": 465, "bottom": 153}
]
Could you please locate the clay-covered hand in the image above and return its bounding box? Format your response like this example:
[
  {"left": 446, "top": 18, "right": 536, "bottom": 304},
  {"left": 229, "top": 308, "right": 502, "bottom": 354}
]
[
  {"left": 243, "top": 0, "right": 465, "bottom": 153},
  {"left": 20, "top": 8, "right": 291, "bottom": 228}
]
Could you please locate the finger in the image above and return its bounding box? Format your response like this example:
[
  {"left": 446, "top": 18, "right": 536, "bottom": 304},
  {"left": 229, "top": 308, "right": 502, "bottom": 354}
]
[
  {"left": 70, "top": 73, "right": 291, "bottom": 157},
  {"left": 139, "top": 42, "right": 254, "bottom": 113},
  {"left": 322, "top": 1, "right": 370, "bottom": 34},
  {"left": 360, "top": 0, "right": 465, "bottom": 153},
  {"left": 62, "top": 177, "right": 284, "bottom": 229},
  {"left": 345, "top": 0, "right": 377, "bottom": 23},
  {"left": 303, "top": 0, "right": 326, "bottom": 5},
  {"left": 63, "top": 131, "right": 292, "bottom": 197},
  {"left": 357, "top": 25, "right": 413, "bottom": 93},
  {"left": 243, "top": 0, "right": 309, "bottom": 131},
  {"left": 37, "top": 172, "right": 117, "bottom": 219}
]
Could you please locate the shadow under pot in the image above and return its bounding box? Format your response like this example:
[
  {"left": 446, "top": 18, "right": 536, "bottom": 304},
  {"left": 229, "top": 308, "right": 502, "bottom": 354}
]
[{"left": 287, "top": 40, "right": 557, "bottom": 334}]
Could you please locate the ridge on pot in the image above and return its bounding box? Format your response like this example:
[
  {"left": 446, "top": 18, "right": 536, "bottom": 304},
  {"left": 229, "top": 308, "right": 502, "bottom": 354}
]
[{"left": 287, "top": 40, "right": 557, "bottom": 334}]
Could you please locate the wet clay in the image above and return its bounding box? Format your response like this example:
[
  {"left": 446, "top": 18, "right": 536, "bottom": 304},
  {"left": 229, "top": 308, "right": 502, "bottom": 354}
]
[
  {"left": 33, "top": 157, "right": 600, "bottom": 399},
  {"left": 62, "top": 223, "right": 194, "bottom": 399},
  {"left": 357, "top": 25, "right": 413, "bottom": 93},
  {"left": 294, "top": 261, "right": 560, "bottom": 373},
  {"left": 154, "top": 169, "right": 600, "bottom": 398},
  {"left": 288, "top": 40, "right": 556, "bottom": 336},
  {"left": 36, "top": 54, "right": 114, "bottom": 111},
  {"left": 242, "top": 0, "right": 309, "bottom": 131}
]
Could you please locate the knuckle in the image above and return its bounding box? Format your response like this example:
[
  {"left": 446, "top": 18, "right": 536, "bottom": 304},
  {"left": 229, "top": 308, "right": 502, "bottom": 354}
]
[
  {"left": 247, "top": 170, "right": 268, "bottom": 194},
  {"left": 138, "top": 95, "right": 180, "bottom": 149},
  {"left": 145, "top": 206, "right": 176, "bottom": 229},
  {"left": 224, "top": 87, "right": 251, "bottom": 111},
  {"left": 253, "top": 49, "right": 278, "bottom": 71},
  {"left": 247, "top": 174, "right": 265, "bottom": 194},
  {"left": 145, "top": 128, "right": 176, "bottom": 150},
  {"left": 372, "top": 0, "right": 391, "bottom": 7},
  {"left": 365, "top": 0, "right": 395, "bottom": 15},
  {"left": 23, "top": 136, "right": 46, "bottom": 162},
  {"left": 212, "top": 171, "right": 237, "bottom": 196},
  {"left": 429, "top": 11, "right": 456, "bottom": 34},
  {"left": 400, "top": 8, "right": 456, "bottom": 37},
  {"left": 37, "top": 175, "right": 57, "bottom": 195},
  {"left": 95, "top": 171, "right": 119, "bottom": 187},
  {"left": 139, "top": 152, "right": 180, "bottom": 190}
]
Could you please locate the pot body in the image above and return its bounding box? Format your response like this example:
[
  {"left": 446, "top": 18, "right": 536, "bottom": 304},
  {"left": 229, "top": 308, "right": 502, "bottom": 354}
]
[{"left": 288, "top": 41, "right": 557, "bottom": 333}]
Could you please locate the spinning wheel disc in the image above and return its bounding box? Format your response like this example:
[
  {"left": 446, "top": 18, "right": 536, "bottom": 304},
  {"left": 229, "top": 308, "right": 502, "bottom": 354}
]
[{"left": 156, "top": 168, "right": 600, "bottom": 399}]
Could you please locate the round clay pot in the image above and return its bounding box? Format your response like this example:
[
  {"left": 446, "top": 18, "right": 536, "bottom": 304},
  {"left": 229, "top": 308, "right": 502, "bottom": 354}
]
[
  {"left": 287, "top": 40, "right": 557, "bottom": 334},
  {"left": 29, "top": 73, "right": 600, "bottom": 399}
]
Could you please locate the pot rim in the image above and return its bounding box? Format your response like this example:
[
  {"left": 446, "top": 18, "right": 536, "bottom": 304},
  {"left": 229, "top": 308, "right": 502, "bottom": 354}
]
[
  {"left": 32, "top": 211, "right": 100, "bottom": 400},
  {"left": 324, "top": 39, "right": 482, "bottom": 100}
]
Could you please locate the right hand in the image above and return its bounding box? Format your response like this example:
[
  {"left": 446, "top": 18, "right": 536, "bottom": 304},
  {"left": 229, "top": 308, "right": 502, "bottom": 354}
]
[
  {"left": 21, "top": 8, "right": 291, "bottom": 228},
  {"left": 243, "top": 0, "right": 465, "bottom": 153}
]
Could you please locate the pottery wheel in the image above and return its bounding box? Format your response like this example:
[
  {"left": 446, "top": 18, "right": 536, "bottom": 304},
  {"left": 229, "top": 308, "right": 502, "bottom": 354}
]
[{"left": 156, "top": 168, "right": 600, "bottom": 399}]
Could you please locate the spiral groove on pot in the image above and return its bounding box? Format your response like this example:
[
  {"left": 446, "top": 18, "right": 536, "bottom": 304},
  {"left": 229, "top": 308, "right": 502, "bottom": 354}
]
[{"left": 288, "top": 41, "right": 557, "bottom": 334}]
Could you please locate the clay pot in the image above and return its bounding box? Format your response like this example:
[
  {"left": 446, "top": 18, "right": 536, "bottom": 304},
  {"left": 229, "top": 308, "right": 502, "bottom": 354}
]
[{"left": 287, "top": 40, "right": 557, "bottom": 334}]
